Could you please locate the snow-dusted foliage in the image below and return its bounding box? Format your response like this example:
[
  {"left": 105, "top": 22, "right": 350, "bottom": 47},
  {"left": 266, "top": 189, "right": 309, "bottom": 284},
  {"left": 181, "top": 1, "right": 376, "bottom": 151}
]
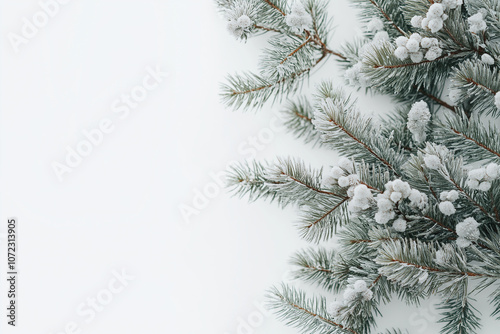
[
  {"left": 285, "top": 3, "right": 312, "bottom": 33},
  {"left": 220, "top": 0, "right": 500, "bottom": 333}
]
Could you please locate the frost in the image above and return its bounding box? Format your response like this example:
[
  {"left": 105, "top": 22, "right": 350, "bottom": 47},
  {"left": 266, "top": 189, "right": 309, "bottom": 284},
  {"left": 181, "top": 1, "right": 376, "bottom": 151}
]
[
  {"left": 338, "top": 157, "right": 354, "bottom": 173},
  {"left": 455, "top": 217, "right": 480, "bottom": 248},
  {"left": 481, "top": 54, "right": 495, "bottom": 65},
  {"left": 348, "top": 184, "right": 374, "bottom": 213},
  {"left": 393, "top": 217, "right": 407, "bottom": 232},
  {"left": 286, "top": 4, "right": 312, "bottom": 33},
  {"left": 411, "top": 16, "right": 423, "bottom": 28},
  {"left": 420, "top": 4, "right": 447, "bottom": 33},
  {"left": 367, "top": 18, "right": 384, "bottom": 32},
  {"left": 407, "top": 101, "right": 431, "bottom": 143},
  {"left": 468, "top": 12, "right": 487, "bottom": 34},
  {"left": 424, "top": 154, "right": 441, "bottom": 170},
  {"left": 467, "top": 163, "right": 500, "bottom": 191},
  {"left": 438, "top": 201, "right": 456, "bottom": 215},
  {"left": 327, "top": 301, "right": 344, "bottom": 317},
  {"left": 495, "top": 92, "right": 500, "bottom": 110}
]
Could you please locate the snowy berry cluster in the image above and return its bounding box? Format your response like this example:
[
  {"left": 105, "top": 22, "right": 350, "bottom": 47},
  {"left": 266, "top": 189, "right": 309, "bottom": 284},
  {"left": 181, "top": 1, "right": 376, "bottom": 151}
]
[
  {"left": 366, "top": 17, "right": 389, "bottom": 43},
  {"left": 375, "top": 179, "right": 428, "bottom": 226},
  {"left": 348, "top": 184, "right": 374, "bottom": 213},
  {"left": 394, "top": 34, "right": 442, "bottom": 63},
  {"left": 407, "top": 101, "right": 431, "bottom": 144},
  {"left": 227, "top": 14, "right": 253, "bottom": 38},
  {"left": 325, "top": 157, "right": 359, "bottom": 191},
  {"left": 468, "top": 11, "right": 487, "bottom": 34},
  {"left": 456, "top": 217, "right": 480, "bottom": 248},
  {"left": 438, "top": 190, "right": 459, "bottom": 216},
  {"left": 285, "top": 4, "right": 312, "bottom": 33},
  {"left": 328, "top": 280, "right": 373, "bottom": 317},
  {"left": 412, "top": 3, "right": 450, "bottom": 33},
  {"left": 466, "top": 163, "right": 500, "bottom": 191}
]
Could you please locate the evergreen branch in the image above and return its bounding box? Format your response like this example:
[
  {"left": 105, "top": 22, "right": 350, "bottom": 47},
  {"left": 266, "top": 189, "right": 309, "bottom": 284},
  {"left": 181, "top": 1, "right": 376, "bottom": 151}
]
[
  {"left": 281, "top": 97, "right": 324, "bottom": 146},
  {"left": 450, "top": 60, "right": 500, "bottom": 116},
  {"left": 436, "top": 112, "right": 500, "bottom": 163},
  {"left": 418, "top": 87, "right": 456, "bottom": 112},
  {"left": 262, "top": 0, "right": 285, "bottom": 16},
  {"left": 438, "top": 286, "right": 482, "bottom": 334},
  {"left": 268, "top": 285, "right": 359, "bottom": 334},
  {"left": 298, "top": 197, "right": 349, "bottom": 243},
  {"left": 313, "top": 86, "right": 403, "bottom": 176},
  {"left": 368, "top": 0, "right": 405, "bottom": 35},
  {"left": 290, "top": 247, "right": 345, "bottom": 292}
]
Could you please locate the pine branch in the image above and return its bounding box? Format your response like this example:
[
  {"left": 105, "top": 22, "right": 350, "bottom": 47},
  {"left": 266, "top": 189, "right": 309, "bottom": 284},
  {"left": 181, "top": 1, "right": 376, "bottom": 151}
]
[
  {"left": 281, "top": 97, "right": 324, "bottom": 146},
  {"left": 312, "top": 83, "right": 404, "bottom": 176},
  {"left": 268, "top": 285, "right": 359, "bottom": 334}
]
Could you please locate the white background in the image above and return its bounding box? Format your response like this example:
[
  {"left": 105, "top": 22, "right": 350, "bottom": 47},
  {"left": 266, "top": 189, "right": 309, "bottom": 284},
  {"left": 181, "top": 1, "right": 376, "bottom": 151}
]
[{"left": 0, "top": 1, "right": 497, "bottom": 334}]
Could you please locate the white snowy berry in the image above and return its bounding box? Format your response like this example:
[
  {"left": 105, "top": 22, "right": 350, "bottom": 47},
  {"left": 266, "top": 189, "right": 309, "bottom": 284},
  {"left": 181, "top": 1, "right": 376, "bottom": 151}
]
[
  {"left": 377, "top": 197, "right": 394, "bottom": 212},
  {"left": 439, "top": 201, "right": 456, "bottom": 215},
  {"left": 421, "top": 17, "right": 430, "bottom": 29},
  {"left": 237, "top": 15, "right": 252, "bottom": 28},
  {"left": 338, "top": 157, "right": 354, "bottom": 173},
  {"left": 409, "top": 189, "right": 428, "bottom": 210},
  {"left": 367, "top": 18, "right": 384, "bottom": 32},
  {"left": 338, "top": 176, "right": 350, "bottom": 188},
  {"left": 411, "top": 16, "right": 423, "bottom": 28},
  {"left": 440, "top": 190, "right": 459, "bottom": 202},
  {"left": 393, "top": 179, "right": 412, "bottom": 198},
  {"left": 393, "top": 217, "right": 407, "bottom": 232},
  {"left": 286, "top": 4, "right": 312, "bottom": 32},
  {"left": 409, "top": 33, "right": 422, "bottom": 43},
  {"left": 424, "top": 154, "right": 441, "bottom": 170},
  {"left": 375, "top": 210, "right": 396, "bottom": 224},
  {"left": 373, "top": 31, "right": 389, "bottom": 43},
  {"left": 456, "top": 217, "right": 480, "bottom": 247},
  {"left": 428, "top": 18, "right": 444, "bottom": 33},
  {"left": 428, "top": 4, "right": 445, "bottom": 18},
  {"left": 353, "top": 280, "right": 368, "bottom": 292},
  {"left": 361, "top": 289, "right": 374, "bottom": 301},
  {"left": 481, "top": 54, "right": 495, "bottom": 65},
  {"left": 467, "top": 179, "right": 480, "bottom": 189},
  {"left": 331, "top": 166, "right": 345, "bottom": 179},
  {"left": 478, "top": 181, "right": 492, "bottom": 191},
  {"left": 407, "top": 101, "right": 431, "bottom": 143},
  {"left": 420, "top": 37, "right": 433, "bottom": 49},
  {"left": 468, "top": 12, "right": 487, "bottom": 34},
  {"left": 456, "top": 237, "right": 472, "bottom": 248},
  {"left": 327, "top": 301, "right": 344, "bottom": 317},
  {"left": 495, "top": 92, "right": 500, "bottom": 110},
  {"left": 227, "top": 14, "right": 254, "bottom": 38},
  {"left": 486, "top": 163, "right": 500, "bottom": 179},
  {"left": 425, "top": 46, "right": 443, "bottom": 61},
  {"left": 469, "top": 168, "right": 486, "bottom": 181},
  {"left": 395, "top": 36, "right": 409, "bottom": 47},
  {"left": 406, "top": 39, "right": 420, "bottom": 53},
  {"left": 390, "top": 191, "right": 403, "bottom": 203},
  {"left": 410, "top": 51, "right": 424, "bottom": 63},
  {"left": 349, "top": 184, "right": 374, "bottom": 212},
  {"left": 394, "top": 46, "right": 409, "bottom": 60},
  {"left": 343, "top": 287, "right": 358, "bottom": 303}
]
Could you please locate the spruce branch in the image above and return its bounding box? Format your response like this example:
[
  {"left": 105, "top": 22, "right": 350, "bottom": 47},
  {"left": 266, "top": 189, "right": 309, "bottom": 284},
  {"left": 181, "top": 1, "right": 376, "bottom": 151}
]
[{"left": 268, "top": 285, "right": 360, "bottom": 334}]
